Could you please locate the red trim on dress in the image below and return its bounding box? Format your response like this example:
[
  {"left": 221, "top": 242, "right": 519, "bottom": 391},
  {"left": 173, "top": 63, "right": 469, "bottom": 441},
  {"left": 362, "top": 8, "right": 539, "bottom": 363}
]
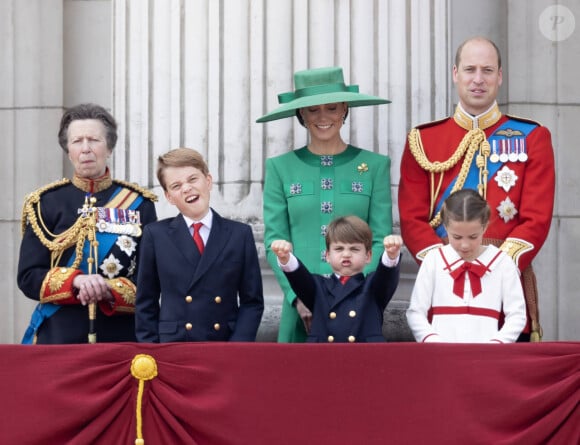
[{"left": 431, "top": 306, "right": 500, "bottom": 320}]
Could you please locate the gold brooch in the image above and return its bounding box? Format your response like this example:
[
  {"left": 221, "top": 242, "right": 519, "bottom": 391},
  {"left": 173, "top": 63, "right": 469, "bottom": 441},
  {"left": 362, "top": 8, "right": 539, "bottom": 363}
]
[{"left": 357, "top": 163, "right": 368, "bottom": 174}]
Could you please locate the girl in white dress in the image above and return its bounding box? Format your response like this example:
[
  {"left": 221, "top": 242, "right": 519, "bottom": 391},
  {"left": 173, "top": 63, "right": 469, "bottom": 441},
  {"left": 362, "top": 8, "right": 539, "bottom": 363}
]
[{"left": 406, "top": 189, "right": 526, "bottom": 343}]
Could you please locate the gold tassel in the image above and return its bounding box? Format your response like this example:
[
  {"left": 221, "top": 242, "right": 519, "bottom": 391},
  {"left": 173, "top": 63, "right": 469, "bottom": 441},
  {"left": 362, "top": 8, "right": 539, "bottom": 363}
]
[
  {"left": 530, "top": 320, "right": 543, "bottom": 342},
  {"left": 131, "top": 354, "right": 158, "bottom": 445}
]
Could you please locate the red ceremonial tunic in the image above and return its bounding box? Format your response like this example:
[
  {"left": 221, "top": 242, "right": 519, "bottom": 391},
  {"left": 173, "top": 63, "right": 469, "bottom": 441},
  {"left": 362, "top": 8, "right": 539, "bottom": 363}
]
[{"left": 399, "top": 103, "right": 555, "bottom": 334}]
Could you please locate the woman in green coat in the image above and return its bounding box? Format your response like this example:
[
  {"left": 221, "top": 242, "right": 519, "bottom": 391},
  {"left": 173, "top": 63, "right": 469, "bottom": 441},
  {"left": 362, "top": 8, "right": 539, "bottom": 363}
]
[{"left": 257, "top": 66, "right": 393, "bottom": 342}]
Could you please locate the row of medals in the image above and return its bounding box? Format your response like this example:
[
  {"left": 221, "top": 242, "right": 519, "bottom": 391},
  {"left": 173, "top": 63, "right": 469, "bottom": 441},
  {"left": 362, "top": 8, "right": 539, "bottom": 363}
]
[
  {"left": 96, "top": 208, "right": 142, "bottom": 236},
  {"left": 489, "top": 138, "right": 528, "bottom": 163}
]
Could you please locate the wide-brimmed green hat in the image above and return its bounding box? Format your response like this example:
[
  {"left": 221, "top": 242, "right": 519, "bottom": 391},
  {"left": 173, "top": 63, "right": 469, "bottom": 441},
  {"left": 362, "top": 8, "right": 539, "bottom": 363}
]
[{"left": 256, "top": 66, "right": 390, "bottom": 123}]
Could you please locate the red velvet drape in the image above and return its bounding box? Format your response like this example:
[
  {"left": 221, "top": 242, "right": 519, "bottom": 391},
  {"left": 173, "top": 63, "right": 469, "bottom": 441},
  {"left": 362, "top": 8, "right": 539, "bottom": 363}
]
[{"left": 0, "top": 342, "right": 578, "bottom": 445}]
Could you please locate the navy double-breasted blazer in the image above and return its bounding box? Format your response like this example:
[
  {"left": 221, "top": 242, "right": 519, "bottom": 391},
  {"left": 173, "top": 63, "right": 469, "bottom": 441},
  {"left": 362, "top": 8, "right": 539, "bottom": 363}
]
[
  {"left": 284, "top": 258, "right": 400, "bottom": 343},
  {"left": 135, "top": 209, "right": 264, "bottom": 342}
]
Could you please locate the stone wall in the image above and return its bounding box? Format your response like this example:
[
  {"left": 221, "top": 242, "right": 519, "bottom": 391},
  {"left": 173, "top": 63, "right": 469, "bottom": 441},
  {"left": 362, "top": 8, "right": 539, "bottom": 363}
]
[{"left": 1, "top": 0, "right": 578, "bottom": 343}]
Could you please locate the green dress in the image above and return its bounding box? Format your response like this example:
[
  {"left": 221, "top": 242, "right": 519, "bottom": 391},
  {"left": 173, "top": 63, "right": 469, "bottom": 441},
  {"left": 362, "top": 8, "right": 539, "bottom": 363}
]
[{"left": 263, "top": 145, "right": 393, "bottom": 342}]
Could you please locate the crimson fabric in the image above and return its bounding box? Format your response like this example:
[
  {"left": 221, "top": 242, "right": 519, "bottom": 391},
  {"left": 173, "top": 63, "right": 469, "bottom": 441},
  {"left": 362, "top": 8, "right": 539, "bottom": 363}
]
[
  {"left": 0, "top": 343, "right": 578, "bottom": 445},
  {"left": 192, "top": 222, "right": 204, "bottom": 254},
  {"left": 339, "top": 275, "right": 350, "bottom": 284}
]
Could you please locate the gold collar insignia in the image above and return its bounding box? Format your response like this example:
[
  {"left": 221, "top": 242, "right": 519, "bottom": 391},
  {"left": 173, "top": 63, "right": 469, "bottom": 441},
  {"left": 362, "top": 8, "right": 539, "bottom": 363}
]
[
  {"left": 72, "top": 169, "right": 113, "bottom": 193},
  {"left": 453, "top": 102, "right": 502, "bottom": 131}
]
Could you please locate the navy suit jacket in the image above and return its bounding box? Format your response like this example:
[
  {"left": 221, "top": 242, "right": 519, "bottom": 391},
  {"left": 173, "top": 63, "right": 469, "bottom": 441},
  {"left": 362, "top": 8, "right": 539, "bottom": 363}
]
[
  {"left": 284, "top": 258, "right": 400, "bottom": 342},
  {"left": 136, "top": 209, "right": 264, "bottom": 342}
]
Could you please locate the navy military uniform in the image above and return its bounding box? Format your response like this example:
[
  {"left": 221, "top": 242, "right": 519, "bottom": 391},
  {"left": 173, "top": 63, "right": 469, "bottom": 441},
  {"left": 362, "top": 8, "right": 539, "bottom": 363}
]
[{"left": 18, "top": 171, "right": 157, "bottom": 344}]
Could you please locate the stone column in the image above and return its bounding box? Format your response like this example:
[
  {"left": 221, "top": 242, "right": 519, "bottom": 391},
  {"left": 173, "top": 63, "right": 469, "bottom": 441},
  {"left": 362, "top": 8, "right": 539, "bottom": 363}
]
[
  {"left": 0, "top": 0, "right": 64, "bottom": 342},
  {"left": 506, "top": 1, "right": 580, "bottom": 341}
]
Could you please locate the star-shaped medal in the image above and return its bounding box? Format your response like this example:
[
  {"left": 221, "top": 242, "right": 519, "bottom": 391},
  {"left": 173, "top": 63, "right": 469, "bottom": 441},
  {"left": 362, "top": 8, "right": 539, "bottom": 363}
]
[
  {"left": 494, "top": 166, "right": 518, "bottom": 192},
  {"left": 497, "top": 197, "right": 518, "bottom": 223}
]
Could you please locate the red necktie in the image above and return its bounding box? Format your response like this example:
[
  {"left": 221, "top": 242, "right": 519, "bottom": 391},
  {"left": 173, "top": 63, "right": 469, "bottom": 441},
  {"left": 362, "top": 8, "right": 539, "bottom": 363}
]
[
  {"left": 449, "top": 261, "right": 488, "bottom": 298},
  {"left": 339, "top": 276, "right": 350, "bottom": 285},
  {"left": 192, "top": 222, "right": 204, "bottom": 254}
]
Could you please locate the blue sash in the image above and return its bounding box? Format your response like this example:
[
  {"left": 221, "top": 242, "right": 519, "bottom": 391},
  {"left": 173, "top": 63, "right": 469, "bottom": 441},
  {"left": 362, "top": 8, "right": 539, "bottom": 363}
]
[
  {"left": 434, "top": 119, "right": 537, "bottom": 238},
  {"left": 21, "top": 187, "right": 144, "bottom": 344}
]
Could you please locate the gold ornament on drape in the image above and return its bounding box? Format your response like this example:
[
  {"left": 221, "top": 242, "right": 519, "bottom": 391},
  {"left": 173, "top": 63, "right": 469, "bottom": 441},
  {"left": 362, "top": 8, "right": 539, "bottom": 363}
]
[{"left": 131, "top": 354, "right": 158, "bottom": 445}]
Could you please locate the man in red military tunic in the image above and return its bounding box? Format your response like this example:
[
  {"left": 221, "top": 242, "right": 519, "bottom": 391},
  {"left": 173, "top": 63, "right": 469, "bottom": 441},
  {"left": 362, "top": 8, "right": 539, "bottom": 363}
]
[{"left": 399, "top": 37, "right": 555, "bottom": 341}]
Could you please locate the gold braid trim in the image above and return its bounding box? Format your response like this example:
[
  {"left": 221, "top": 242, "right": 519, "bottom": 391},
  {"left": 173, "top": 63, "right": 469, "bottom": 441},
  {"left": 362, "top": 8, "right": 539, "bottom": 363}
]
[
  {"left": 20, "top": 179, "right": 70, "bottom": 236},
  {"left": 43, "top": 267, "right": 78, "bottom": 295},
  {"left": 41, "top": 291, "right": 71, "bottom": 303},
  {"left": 21, "top": 184, "right": 98, "bottom": 270},
  {"left": 112, "top": 179, "right": 158, "bottom": 202},
  {"left": 499, "top": 238, "right": 534, "bottom": 267},
  {"left": 407, "top": 128, "right": 490, "bottom": 228},
  {"left": 108, "top": 277, "right": 137, "bottom": 307},
  {"left": 416, "top": 243, "right": 444, "bottom": 261}
]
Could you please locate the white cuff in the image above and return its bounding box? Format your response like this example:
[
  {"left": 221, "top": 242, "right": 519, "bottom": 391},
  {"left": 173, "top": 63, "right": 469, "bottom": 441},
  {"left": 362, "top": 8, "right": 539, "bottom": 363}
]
[
  {"left": 382, "top": 252, "right": 400, "bottom": 268},
  {"left": 278, "top": 253, "right": 299, "bottom": 272}
]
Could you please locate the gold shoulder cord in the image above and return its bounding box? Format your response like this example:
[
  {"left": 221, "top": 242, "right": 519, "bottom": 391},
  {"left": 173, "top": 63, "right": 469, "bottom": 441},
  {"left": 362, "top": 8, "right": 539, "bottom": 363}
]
[
  {"left": 407, "top": 128, "right": 490, "bottom": 228},
  {"left": 21, "top": 179, "right": 96, "bottom": 270}
]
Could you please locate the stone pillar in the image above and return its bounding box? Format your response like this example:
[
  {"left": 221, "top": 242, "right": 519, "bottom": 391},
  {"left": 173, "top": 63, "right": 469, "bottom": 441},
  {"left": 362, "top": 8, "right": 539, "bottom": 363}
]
[
  {"left": 0, "top": 0, "right": 64, "bottom": 342},
  {"left": 506, "top": 1, "right": 580, "bottom": 340}
]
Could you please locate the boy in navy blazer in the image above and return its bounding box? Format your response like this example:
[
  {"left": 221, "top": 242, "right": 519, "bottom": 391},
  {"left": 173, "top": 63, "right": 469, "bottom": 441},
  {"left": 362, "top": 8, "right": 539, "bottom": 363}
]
[
  {"left": 271, "top": 215, "right": 402, "bottom": 343},
  {"left": 136, "top": 148, "right": 264, "bottom": 342}
]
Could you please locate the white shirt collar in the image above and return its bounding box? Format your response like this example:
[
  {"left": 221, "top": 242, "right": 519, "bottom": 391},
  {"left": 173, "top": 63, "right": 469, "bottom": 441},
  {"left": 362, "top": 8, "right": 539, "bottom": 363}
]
[{"left": 183, "top": 208, "right": 213, "bottom": 231}]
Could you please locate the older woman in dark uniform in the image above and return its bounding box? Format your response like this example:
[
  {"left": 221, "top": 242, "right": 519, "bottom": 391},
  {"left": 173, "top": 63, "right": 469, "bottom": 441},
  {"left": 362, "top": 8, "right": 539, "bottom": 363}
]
[{"left": 18, "top": 103, "right": 157, "bottom": 344}]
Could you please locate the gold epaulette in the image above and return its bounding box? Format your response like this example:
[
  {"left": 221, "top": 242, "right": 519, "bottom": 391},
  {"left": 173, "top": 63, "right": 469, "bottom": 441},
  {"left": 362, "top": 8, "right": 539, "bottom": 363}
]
[
  {"left": 113, "top": 179, "right": 158, "bottom": 202},
  {"left": 20, "top": 178, "right": 71, "bottom": 235},
  {"left": 505, "top": 114, "right": 542, "bottom": 127}
]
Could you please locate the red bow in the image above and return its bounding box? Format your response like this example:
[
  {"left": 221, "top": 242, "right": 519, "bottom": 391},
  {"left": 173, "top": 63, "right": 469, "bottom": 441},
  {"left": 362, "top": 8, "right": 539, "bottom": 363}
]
[{"left": 449, "top": 261, "right": 488, "bottom": 298}]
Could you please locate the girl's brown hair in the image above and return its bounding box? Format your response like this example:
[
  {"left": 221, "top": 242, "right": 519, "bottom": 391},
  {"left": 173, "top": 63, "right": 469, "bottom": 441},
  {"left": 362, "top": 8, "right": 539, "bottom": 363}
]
[{"left": 440, "top": 189, "right": 490, "bottom": 227}]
